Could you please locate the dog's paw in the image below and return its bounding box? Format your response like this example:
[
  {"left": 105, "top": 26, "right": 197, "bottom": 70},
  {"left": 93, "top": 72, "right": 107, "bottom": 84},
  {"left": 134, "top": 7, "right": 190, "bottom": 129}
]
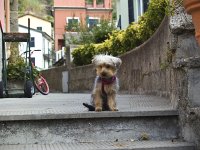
[
  {"left": 95, "top": 107, "right": 102, "bottom": 112},
  {"left": 111, "top": 108, "right": 118, "bottom": 111}
]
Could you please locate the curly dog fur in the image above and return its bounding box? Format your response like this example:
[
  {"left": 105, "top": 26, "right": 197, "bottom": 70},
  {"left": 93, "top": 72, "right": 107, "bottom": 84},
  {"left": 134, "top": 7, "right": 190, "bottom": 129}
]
[{"left": 83, "top": 54, "right": 122, "bottom": 111}]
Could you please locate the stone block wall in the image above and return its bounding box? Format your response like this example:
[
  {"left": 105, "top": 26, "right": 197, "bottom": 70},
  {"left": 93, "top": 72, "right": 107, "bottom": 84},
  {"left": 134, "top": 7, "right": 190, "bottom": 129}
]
[
  {"left": 41, "top": 66, "right": 67, "bottom": 92},
  {"left": 118, "top": 17, "right": 171, "bottom": 96}
]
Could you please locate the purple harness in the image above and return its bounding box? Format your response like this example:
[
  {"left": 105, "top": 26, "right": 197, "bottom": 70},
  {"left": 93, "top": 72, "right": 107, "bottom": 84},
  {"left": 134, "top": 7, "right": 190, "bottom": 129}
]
[{"left": 98, "top": 76, "right": 116, "bottom": 94}]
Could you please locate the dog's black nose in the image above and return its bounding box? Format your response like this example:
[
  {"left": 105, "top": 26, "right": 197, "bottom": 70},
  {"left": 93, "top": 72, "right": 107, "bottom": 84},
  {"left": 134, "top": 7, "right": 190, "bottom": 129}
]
[{"left": 101, "top": 72, "right": 107, "bottom": 77}]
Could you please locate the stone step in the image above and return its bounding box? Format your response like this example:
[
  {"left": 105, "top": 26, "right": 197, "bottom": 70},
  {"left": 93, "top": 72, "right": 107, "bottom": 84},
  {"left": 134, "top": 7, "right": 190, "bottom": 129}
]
[
  {"left": 0, "top": 94, "right": 180, "bottom": 145},
  {"left": 0, "top": 115, "right": 179, "bottom": 145},
  {"left": 0, "top": 141, "right": 195, "bottom": 150}
]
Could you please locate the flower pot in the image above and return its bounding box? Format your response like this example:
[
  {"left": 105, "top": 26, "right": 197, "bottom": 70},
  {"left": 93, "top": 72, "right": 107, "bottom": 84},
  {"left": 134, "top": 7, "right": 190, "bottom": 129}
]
[{"left": 183, "top": 0, "right": 200, "bottom": 46}]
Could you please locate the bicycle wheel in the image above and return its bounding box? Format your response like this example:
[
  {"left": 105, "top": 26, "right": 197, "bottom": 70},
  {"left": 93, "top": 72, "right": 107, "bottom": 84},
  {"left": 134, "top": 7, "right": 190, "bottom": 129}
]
[
  {"left": 34, "top": 75, "right": 49, "bottom": 95},
  {"left": 24, "top": 80, "right": 34, "bottom": 98},
  {"left": 0, "top": 81, "right": 4, "bottom": 98}
]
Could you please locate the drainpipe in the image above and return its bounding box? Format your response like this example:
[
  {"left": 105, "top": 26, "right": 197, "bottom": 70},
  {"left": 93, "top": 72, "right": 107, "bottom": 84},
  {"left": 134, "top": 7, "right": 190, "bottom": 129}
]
[{"left": 5, "top": 0, "right": 10, "bottom": 32}]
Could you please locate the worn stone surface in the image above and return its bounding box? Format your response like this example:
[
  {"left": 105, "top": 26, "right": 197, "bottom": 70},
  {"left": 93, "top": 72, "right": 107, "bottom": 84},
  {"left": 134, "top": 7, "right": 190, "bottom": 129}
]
[
  {"left": 188, "top": 68, "right": 200, "bottom": 107},
  {"left": 0, "top": 94, "right": 177, "bottom": 121},
  {"left": 169, "top": 6, "right": 193, "bottom": 34},
  {"left": 0, "top": 141, "right": 195, "bottom": 150},
  {"left": 0, "top": 116, "right": 179, "bottom": 145},
  {"left": 0, "top": 94, "right": 179, "bottom": 145}
]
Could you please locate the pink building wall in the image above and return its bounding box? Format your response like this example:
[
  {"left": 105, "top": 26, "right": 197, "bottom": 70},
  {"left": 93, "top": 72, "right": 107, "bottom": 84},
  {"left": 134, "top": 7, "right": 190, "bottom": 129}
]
[
  {"left": 54, "top": 0, "right": 85, "bottom": 7},
  {"left": 0, "top": 0, "right": 5, "bottom": 30},
  {"left": 53, "top": 0, "right": 112, "bottom": 51}
]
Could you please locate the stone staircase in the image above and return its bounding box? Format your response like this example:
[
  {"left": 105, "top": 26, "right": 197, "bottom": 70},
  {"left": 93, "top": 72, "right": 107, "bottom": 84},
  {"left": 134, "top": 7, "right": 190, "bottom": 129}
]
[{"left": 0, "top": 93, "right": 196, "bottom": 150}]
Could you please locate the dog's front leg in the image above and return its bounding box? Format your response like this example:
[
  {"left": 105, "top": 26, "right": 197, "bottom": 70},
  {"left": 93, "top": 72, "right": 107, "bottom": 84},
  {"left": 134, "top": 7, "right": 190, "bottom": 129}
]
[
  {"left": 93, "top": 90, "right": 103, "bottom": 112},
  {"left": 107, "top": 91, "right": 118, "bottom": 111}
]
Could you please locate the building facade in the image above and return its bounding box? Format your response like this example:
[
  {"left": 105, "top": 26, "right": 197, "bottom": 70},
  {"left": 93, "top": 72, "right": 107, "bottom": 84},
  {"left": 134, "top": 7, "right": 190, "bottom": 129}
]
[
  {"left": 53, "top": 0, "right": 112, "bottom": 51},
  {"left": 18, "top": 14, "right": 52, "bottom": 37},
  {"left": 116, "top": 0, "right": 150, "bottom": 29},
  {"left": 18, "top": 14, "right": 53, "bottom": 69}
]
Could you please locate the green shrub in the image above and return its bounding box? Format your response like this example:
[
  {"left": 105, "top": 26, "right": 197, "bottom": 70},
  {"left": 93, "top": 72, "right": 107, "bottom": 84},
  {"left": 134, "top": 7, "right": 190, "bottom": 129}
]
[
  {"left": 7, "top": 57, "right": 40, "bottom": 81},
  {"left": 92, "top": 20, "right": 116, "bottom": 43},
  {"left": 72, "top": 44, "right": 96, "bottom": 66},
  {"left": 72, "top": 0, "right": 167, "bottom": 66},
  {"left": 7, "top": 57, "right": 26, "bottom": 81}
]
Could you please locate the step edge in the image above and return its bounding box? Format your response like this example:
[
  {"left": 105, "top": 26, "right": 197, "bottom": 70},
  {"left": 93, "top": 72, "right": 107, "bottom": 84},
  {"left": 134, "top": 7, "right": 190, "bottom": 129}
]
[
  {"left": 0, "top": 141, "right": 195, "bottom": 150},
  {"left": 0, "top": 109, "right": 178, "bottom": 121}
]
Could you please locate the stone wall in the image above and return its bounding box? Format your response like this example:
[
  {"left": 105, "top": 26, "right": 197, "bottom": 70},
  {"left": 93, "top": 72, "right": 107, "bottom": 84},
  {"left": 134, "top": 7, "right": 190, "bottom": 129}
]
[
  {"left": 118, "top": 17, "right": 171, "bottom": 96},
  {"left": 69, "top": 64, "right": 95, "bottom": 92},
  {"left": 42, "top": 66, "right": 67, "bottom": 92}
]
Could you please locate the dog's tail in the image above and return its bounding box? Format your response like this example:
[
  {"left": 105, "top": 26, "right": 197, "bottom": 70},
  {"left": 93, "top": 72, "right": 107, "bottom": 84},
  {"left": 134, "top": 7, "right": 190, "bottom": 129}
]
[{"left": 83, "top": 103, "right": 95, "bottom": 111}]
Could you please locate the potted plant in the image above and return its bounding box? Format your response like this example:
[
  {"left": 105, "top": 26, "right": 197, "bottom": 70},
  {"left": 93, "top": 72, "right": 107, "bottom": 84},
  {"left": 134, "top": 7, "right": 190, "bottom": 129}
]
[{"left": 183, "top": 0, "right": 200, "bottom": 46}]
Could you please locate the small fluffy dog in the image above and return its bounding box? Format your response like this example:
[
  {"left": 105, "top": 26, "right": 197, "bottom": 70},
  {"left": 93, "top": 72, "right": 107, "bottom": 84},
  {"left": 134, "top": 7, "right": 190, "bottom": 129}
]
[{"left": 83, "top": 54, "right": 122, "bottom": 111}]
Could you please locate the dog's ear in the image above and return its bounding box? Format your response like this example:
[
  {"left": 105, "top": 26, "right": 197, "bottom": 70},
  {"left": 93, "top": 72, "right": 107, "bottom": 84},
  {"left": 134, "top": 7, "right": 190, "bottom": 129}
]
[
  {"left": 114, "top": 57, "right": 122, "bottom": 69},
  {"left": 92, "top": 54, "right": 103, "bottom": 66},
  {"left": 92, "top": 57, "right": 97, "bottom": 65}
]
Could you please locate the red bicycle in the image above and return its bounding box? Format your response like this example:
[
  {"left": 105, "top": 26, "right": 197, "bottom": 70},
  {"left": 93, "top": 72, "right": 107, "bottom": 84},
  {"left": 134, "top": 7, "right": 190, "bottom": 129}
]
[
  {"left": 24, "top": 49, "right": 50, "bottom": 95},
  {"left": 34, "top": 73, "right": 49, "bottom": 95}
]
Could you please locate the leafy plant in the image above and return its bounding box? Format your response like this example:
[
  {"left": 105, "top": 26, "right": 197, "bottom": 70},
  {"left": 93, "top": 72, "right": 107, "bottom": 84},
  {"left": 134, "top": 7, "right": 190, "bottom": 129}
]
[
  {"left": 18, "top": 0, "right": 45, "bottom": 16},
  {"left": 67, "top": 19, "right": 116, "bottom": 45},
  {"left": 92, "top": 20, "right": 116, "bottom": 43},
  {"left": 72, "top": 0, "right": 167, "bottom": 66},
  {"left": 7, "top": 57, "right": 26, "bottom": 81},
  {"left": 7, "top": 59, "right": 40, "bottom": 81}
]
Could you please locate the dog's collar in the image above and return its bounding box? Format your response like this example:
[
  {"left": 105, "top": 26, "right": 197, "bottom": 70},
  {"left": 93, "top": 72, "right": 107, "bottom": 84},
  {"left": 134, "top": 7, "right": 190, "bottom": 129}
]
[
  {"left": 99, "top": 76, "right": 116, "bottom": 85},
  {"left": 98, "top": 76, "right": 116, "bottom": 95}
]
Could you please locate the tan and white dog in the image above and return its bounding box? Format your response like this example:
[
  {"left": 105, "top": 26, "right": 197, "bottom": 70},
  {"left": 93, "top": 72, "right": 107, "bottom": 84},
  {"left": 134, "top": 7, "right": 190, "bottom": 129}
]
[{"left": 83, "top": 54, "right": 122, "bottom": 111}]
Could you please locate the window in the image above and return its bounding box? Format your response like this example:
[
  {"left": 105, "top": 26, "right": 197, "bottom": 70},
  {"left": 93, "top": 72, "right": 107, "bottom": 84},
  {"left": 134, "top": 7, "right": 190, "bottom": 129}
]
[
  {"left": 128, "top": 0, "right": 135, "bottom": 23},
  {"left": 117, "top": 15, "right": 122, "bottom": 29},
  {"left": 133, "top": 0, "right": 150, "bottom": 22},
  {"left": 30, "top": 37, "right": 35, "bottom": 47},
  {"left": 86, "top": 0, "right": 93, "bottom": 5},
  {"left": 37, "top": 27, "right": 42, "bottom": 31},
  {"left": 66, "top": 17, "right": 79, "bottom": 31},
  {"left": 143, "top": 0, "right": 149, "bottom": 12},
  {"left": 97, "top": 0, "right": 104, "bottom": 5},
  {"left": 88, "top": 17, "right": 100, "bottom": 28}
]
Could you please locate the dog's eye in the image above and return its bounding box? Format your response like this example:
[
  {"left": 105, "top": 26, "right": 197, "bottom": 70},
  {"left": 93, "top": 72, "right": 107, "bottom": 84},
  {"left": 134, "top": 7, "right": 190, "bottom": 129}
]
[
  {"left": 99, "top": 65, "right": 102, "bottom": 68},
  {"left": 106, "top": 65, "right": 110, "bottom": 69}
]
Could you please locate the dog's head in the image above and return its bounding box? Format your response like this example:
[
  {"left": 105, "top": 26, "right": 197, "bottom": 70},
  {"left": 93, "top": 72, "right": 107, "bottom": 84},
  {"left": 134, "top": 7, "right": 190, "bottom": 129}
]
[{"left": 92, "top": 54, "right": 122, "bottom": 78}]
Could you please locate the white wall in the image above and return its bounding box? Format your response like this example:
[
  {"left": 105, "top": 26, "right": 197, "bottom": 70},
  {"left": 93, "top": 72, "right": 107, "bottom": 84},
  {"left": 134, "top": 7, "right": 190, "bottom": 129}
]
[
  {"left": 116, "top": 0, "right": 129, "bottom": 29},
  {"left": 116, "top": 0, "right": 150, "bottom": 29},
  {"left": 18, "top": 26, "right": 46, "bottom": 69},
  {"left": 18, "top": 15, "right": 52, "bottom": 37}
]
